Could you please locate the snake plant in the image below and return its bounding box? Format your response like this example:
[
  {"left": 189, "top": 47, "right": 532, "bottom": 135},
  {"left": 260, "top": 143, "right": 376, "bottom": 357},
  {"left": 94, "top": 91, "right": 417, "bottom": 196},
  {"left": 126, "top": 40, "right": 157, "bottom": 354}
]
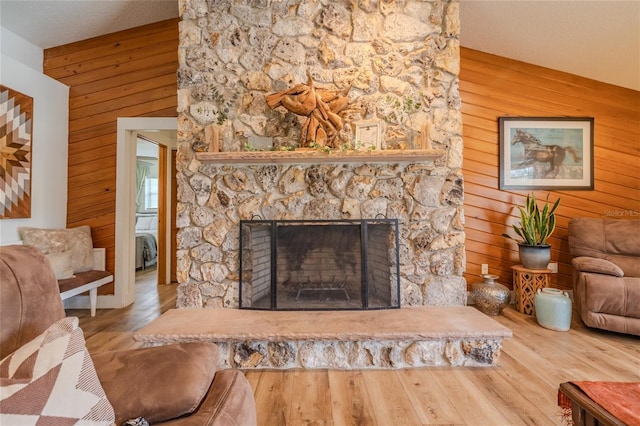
[{"left": 502, "top": 193, "right": 560, "bottom": 246}]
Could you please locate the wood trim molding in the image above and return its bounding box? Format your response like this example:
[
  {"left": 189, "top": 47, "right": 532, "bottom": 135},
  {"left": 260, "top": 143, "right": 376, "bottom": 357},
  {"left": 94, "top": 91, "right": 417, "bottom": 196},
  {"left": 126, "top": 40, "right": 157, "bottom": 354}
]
[{"left": 195, "top": 149, "right": 445, "bottom": 164}]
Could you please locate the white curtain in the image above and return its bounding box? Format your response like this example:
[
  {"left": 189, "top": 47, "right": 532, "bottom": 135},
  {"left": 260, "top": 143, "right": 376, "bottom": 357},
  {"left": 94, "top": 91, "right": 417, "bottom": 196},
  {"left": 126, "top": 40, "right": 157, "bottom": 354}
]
[{"left": 136, "top": 162, "right": 150, "bottom": 210}]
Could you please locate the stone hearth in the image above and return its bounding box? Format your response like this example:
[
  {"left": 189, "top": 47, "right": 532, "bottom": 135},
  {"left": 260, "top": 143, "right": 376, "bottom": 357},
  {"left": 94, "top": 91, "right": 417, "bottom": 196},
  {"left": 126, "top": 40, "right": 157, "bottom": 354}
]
[{"left": 134, "top": 307, "right": 512, "bottom": 369}]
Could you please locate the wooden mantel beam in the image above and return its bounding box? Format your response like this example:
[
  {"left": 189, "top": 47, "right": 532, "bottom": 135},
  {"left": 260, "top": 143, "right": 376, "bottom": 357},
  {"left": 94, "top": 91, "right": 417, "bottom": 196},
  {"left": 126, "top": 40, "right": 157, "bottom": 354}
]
[{"left": 195, "top": 149, "right": 445, "bottom": 165}]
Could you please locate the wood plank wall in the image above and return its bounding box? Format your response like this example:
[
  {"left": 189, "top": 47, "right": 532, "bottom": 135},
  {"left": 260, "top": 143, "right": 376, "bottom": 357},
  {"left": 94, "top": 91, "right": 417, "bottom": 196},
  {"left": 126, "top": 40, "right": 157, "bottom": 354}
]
[
  {"left": 43, "top": 19, "right": 179, "bottom": 294},
  {"left": 460, "top": 47, "right": 640, "bottom": 291}
]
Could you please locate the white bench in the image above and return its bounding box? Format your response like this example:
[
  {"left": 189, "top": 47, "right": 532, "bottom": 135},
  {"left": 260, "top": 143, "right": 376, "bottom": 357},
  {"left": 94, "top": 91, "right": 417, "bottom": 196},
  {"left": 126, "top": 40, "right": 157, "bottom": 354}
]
[
  {"left": 57, "top": 248, "right": 113, "bottom": 317},
  {"left": 2, "top": 242, "right": 113, "bottom": 317}
]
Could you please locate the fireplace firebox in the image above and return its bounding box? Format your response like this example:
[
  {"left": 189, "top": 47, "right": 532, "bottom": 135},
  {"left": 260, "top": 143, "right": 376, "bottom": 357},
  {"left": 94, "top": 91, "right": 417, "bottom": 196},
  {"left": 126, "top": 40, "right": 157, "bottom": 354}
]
[{"left": 239, "top": 219, "right": 400, "bottom": 310}]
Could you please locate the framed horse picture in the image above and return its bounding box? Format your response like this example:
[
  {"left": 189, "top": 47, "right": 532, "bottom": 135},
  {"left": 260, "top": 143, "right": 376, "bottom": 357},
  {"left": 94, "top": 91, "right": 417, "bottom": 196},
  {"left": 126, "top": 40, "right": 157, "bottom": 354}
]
[{"left": 499, "top": 117, "right": 594, "bottom": 190}]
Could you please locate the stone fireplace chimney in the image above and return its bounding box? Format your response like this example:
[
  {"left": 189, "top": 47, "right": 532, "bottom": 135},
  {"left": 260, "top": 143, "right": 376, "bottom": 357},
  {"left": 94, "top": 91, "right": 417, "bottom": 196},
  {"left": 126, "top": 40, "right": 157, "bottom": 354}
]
[{"left": 175, "top": 0, "right": 465, "bottom": 309}]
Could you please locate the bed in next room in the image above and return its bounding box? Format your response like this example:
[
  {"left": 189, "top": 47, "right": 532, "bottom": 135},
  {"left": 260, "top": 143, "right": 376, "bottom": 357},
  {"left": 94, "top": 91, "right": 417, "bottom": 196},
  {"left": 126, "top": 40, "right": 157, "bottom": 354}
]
[{"left": 135, "top": 214, "right": 158, "bottom": 270}]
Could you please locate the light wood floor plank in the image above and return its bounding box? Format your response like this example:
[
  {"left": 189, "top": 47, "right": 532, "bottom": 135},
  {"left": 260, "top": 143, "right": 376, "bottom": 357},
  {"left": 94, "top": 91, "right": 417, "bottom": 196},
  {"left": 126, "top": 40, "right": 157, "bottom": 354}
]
[
  {"left": 68, "top": 274, "right": 640, "bottom": 425},
  {"left": 464, "top": 367, "right": 555, "bottom": 425},
  {"left": 492, "top": 351, "right": 563, "bottom": 424},
  {"left": 362, "top": 370, "right": 423, "bottom": 425},
  {"left": 289, "top": 370, "right": 333, "bottom": 425},
  {"left": 327, "top": 370, "right": 377, "bottom": 426},
  {"left": 247, "top": 370, "right": 295, "bottom": 425},
  {"left": 430, "top": 368, "right": 513, "bottom": 425},
  {"left": 397, "top": 369, "right": 466, "bottom": 425}
]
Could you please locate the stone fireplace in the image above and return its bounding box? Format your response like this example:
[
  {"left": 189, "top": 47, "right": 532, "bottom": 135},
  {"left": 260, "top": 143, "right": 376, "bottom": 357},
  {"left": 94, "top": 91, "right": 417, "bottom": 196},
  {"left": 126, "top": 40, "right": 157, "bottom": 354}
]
[
  {"left": 175, "top": 0, "right": 466, "bottom": 310},
  {"left": 239, "top": 219, "right": 400, "bottom": 310}
]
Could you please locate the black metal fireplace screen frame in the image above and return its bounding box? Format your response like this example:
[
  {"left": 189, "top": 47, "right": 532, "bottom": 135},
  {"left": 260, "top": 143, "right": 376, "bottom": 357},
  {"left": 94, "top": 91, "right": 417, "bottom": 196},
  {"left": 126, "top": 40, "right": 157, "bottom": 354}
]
[{"left": 239, "top": 219, "right": 401, "bottom": 311}]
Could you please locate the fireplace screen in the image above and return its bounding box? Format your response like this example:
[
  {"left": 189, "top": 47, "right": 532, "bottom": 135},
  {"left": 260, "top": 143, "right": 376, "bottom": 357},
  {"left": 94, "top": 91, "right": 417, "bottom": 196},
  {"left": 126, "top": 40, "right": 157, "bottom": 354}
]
[{"left": 239, "top": 219, "right": 400, "bottom": 310}]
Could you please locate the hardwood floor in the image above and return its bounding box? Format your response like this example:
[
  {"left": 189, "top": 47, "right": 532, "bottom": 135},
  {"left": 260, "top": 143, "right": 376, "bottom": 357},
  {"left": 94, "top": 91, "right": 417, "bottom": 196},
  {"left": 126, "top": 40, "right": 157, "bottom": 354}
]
[
  {"left": 67, "top": 267, "right": 171, "bottom": 353},
  {"left": 68, "top": 279, "right": 639, "bottom": 425}
]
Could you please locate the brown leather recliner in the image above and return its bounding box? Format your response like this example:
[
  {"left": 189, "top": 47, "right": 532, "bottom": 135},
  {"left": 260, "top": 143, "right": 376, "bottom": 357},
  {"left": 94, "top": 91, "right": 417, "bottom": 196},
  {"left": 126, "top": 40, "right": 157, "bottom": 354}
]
[
  {"left": 568, "top": 218, "right": 640, "bottom": 336},
  {"left": 0, "top": 245, "right": 256, "bottom": 425}
]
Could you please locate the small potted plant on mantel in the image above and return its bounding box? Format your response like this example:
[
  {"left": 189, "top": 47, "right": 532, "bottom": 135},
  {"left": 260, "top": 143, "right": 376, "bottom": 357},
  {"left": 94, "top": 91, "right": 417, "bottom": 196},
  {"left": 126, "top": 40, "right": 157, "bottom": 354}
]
[{"left": 502, "top": 192, "right": 561, "bottom": 270}]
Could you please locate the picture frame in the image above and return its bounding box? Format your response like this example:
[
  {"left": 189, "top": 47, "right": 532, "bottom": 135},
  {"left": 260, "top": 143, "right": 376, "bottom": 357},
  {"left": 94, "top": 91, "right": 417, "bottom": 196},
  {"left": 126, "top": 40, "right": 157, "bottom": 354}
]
[
  {"left": 499, "top": 117, "right": 594, "bottom": 190},
  {"left": 354, "top": 119, "right": 382, "bottom": 150}
]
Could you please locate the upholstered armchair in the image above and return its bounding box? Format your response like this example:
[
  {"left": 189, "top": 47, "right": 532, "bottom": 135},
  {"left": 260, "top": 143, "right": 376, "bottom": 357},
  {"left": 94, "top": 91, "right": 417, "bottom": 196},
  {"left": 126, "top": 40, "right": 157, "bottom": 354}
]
[
  {"left": 568, "top": 218, "right": 640, "bottom": 336},
  {"left": 0, "top": 245, "right": 256, "bottom": 425}
]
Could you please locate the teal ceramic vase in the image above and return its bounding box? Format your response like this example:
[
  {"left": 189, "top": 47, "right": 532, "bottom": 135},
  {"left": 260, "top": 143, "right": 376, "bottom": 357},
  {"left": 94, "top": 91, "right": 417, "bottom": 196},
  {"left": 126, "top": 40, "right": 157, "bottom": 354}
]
[{"left": 534, "top": 288, "right": 572, "bottom": 331}]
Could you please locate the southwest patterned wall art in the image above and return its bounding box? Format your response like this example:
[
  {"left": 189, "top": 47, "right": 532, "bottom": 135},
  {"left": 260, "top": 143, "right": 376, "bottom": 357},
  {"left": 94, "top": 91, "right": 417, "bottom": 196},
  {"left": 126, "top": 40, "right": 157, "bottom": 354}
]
[{"left": 1, "top": 85, "right": 33, "bottom": 219}]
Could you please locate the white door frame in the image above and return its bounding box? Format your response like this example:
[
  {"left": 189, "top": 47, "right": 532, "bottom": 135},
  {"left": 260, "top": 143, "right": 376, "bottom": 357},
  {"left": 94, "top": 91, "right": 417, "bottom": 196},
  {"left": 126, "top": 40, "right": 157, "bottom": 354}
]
[{"left": 112, "top": 117, "right": 177, "bottom": 308}]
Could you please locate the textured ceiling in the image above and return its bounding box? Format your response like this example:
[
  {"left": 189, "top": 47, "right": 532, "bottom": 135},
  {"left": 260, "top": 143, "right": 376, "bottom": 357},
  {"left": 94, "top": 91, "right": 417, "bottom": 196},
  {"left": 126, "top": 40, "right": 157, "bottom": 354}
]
[{"left": 1, "top": 0, "right": 638, "bottom": 91}]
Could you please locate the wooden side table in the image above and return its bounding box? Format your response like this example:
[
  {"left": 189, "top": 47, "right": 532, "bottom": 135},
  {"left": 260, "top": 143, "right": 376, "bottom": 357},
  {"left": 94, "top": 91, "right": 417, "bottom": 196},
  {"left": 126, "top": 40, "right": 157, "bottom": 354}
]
[
  {"left": 558, "top": 382, "right": 628, "bottom": 426},
  {"left": 511, "top": 265, "right": 552, "bottom": 315}
]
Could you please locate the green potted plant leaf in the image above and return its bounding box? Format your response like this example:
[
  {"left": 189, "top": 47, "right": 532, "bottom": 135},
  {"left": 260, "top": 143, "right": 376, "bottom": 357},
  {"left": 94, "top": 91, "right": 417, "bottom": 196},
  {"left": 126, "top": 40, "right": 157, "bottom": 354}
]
[{"left": 502, "top": 193, "right": 561, "bottom": 269}]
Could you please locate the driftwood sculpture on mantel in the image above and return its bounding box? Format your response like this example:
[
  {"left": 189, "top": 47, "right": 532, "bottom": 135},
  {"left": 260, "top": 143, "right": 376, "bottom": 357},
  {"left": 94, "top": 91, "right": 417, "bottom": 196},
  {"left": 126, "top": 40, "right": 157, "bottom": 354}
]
[{"left": 267, "top": 76, "right": 350, "bottom": 148}]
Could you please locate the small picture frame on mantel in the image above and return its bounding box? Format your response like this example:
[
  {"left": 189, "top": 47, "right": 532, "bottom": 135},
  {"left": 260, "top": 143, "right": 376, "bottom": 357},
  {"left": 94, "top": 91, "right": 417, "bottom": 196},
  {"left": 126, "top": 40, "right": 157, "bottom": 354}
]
[{"left": 354, "top": 119, "right": 382, "bottom": 150}]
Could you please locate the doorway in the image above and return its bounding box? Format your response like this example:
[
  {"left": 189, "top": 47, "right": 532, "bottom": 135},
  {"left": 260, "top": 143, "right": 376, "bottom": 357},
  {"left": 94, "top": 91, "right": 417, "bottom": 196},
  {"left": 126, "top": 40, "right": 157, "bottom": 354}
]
[
  {"left": 114, "top": 118, "right": 177, "bottom": 308},
  {"left": 134, "top": 136, "right": 161, "bottom": 288}
]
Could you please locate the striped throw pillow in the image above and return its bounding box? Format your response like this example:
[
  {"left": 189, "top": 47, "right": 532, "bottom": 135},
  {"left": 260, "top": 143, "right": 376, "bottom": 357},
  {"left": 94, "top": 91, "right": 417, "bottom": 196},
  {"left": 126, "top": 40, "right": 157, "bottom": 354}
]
[{"left": 0, "top": 317, "right": 115, "bottom": 425}]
